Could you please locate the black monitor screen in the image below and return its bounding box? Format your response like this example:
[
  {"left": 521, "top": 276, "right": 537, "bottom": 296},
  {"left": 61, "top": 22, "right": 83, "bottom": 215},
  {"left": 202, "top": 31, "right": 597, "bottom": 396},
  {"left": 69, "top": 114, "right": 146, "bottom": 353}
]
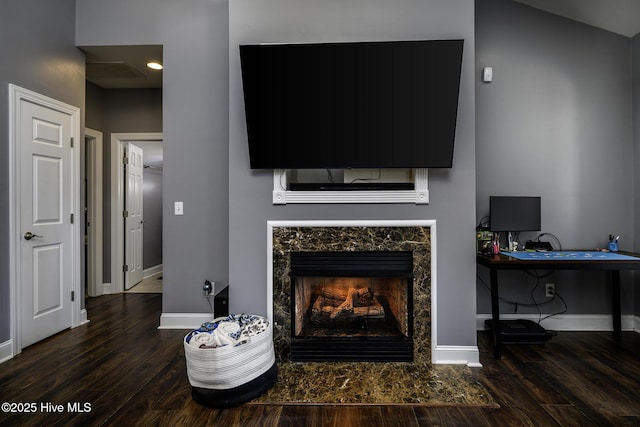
[{"left": 490, "top": 196, "right": 541, "bottom": 232}]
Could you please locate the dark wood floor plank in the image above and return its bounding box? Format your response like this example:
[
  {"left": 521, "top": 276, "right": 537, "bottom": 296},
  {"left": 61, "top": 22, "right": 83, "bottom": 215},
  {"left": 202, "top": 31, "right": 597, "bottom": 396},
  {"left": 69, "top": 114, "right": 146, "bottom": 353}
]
[
  {"left": 478, "top": 405, "right": 532, "bottom": 427},
  {"left": 477, "top": 371, "right": 561, "bottom": 427},
  {"left": 277, "top": 405, "right": 324, "bottom": 427},
  {"left": 239, "top": 405, "right": 284, "bottom": 427},
  {"left": 521, "top": 348, "right": 634, "bottom": 426},
  {"left": 380, "top": 405, "right": 419, "bottom": 427},
  {"left": 102, "top": 353, "right": 193, "bottom": 426},
  {"left": 497, "top": 357, "right": 571, "bottom": 406},
  {"left": 542, "top": 404, "right": 600, "bottom": 427},
  {"left": 1, "top": 294, "right": 640, "bottom": 427},
  {"left": 322, "top": 405, "right": 384, "bottom": 427},
  {"left": 166, "top": 403, "right": 233, "bottom": 426},
  {"left": 542, "top": 338, "right": 640, "bottom": 417},
  {"left": 414, "top": 406, "right": 493, "bottom": 427}
]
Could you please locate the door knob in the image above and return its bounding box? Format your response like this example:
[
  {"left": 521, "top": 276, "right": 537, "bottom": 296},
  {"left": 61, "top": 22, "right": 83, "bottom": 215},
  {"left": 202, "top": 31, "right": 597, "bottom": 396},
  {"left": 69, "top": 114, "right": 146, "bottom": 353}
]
[{"left": 24, "top": 232, "right": 43, "bottom": 240}]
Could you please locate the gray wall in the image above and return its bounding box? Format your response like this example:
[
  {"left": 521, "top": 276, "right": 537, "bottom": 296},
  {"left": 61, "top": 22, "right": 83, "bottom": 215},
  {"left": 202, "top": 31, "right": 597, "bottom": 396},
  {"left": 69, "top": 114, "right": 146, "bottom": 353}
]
[
  {"left": 229, "top": 0, "right": 478, "bottom": 347},
  {"left": 476, "top": 0, "right": 635, "bottom": 315},
  {"left": 143, "top": 168, "right": 163, "bottom": 269},
  {"left": 85, "top": 82, "right": 104, "bottom": 131},
  {"left": 76, "top": 0, "right": 230, "bottom": 313},
  {"left": 0, "top": 1, "right": 84, "bottom": 342}
]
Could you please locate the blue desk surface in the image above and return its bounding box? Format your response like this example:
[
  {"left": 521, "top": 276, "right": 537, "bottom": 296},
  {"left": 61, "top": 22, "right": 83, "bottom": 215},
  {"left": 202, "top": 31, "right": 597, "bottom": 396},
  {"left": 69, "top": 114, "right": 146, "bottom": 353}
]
[{"left": 501, "top": 251, "right": 640, "bottom": 261}]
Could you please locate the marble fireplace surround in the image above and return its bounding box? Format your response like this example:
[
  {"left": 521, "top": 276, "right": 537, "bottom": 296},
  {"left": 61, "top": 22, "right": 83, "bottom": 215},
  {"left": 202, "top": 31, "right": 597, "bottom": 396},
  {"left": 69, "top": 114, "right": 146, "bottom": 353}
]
[{"left": 267, "top": 220, "right": 437, "bottom": 365}]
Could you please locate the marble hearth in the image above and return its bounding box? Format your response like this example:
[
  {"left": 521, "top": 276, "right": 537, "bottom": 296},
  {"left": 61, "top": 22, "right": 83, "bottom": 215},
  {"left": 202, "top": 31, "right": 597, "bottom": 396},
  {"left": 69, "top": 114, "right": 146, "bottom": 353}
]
[
  {"left": 268, "top": 220, "right": 434, "bottom": 365},
  {"left": 256, "top": 220, "right": 493, "bottom": 405}
]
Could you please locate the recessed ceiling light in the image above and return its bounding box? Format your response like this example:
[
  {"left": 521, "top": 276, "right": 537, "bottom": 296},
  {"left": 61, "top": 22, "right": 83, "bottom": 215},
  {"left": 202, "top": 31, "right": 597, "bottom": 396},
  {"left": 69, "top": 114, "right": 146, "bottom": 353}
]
[{"left": 146, "top": 62, "right": 163, "bottom": 70}]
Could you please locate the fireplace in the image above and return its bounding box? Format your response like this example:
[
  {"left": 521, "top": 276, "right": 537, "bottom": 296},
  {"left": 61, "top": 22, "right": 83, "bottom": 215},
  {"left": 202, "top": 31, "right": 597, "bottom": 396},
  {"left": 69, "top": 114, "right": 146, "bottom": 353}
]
[
  {"left": 289, "top": 251, "right": 413, "bottom": 362},
  {"left": 269, "top": 222, "right": 432, "bottom": 365}
]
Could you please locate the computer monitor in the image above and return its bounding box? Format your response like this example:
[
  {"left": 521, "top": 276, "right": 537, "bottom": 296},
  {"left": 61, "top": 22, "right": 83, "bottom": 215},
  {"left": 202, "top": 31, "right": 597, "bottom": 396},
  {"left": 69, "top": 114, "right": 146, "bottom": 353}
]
[{"left": 490, "top": 196, "right": 541, "bottom": 232}]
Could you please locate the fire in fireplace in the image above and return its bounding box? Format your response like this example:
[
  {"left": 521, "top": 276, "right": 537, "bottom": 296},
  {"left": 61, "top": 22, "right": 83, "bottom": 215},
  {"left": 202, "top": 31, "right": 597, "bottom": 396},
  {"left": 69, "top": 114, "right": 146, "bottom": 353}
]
[{"left": 289, "top": 251, "right": 413, "bottom": 362}]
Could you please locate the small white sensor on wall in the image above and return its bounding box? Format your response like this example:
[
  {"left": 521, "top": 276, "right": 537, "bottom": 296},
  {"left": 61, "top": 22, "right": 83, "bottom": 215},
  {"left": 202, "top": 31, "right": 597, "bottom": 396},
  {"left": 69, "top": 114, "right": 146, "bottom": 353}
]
[{"left": 482, "top": 67, "right": 493, "bottom": 83}]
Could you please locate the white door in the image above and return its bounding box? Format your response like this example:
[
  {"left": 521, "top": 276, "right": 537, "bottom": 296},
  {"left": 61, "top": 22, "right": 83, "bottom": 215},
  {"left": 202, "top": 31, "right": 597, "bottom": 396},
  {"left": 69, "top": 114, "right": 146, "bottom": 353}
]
[
  {"left": 125, "top": 143, "right": 144, "bottom": 289},
  {"left": 19, "top": 98, "right": 74, "bottom": 348}
]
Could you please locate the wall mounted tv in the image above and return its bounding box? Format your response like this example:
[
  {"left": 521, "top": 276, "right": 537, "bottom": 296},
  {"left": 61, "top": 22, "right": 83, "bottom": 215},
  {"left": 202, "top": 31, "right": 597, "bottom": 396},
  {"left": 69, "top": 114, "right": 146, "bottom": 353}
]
[{"left": 239, "top": 39, "right": 464, "bottom": 169}]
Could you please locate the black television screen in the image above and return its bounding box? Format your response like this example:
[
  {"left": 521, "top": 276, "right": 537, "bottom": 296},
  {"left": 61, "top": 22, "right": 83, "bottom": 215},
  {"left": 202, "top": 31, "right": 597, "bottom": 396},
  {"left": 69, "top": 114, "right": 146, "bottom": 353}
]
[
  {"left": 239, "top": 39, "right": 464, "bottom": 169},
  {"left": 490, "top": 196, "right": 541, "bottom": 232}
]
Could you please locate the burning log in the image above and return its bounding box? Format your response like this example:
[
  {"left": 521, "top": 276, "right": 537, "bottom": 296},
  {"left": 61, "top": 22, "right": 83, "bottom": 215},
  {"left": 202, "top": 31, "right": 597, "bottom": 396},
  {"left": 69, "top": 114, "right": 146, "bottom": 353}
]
[
  {"left": 353, "top": 289, "right": 373, "bottom": 307},
  {"left": 310, "top": 287, "right": 385, "bottom": 324},
  {"left": 353, "top": 305, "right": 385, "bottom": 318},
  {"left": 310, "top": 296, "right": 334, "bottom": 324},
  {"left": 329, "top": 288, "right": 357, "bottom": 319},
  {"left": 321, "top": 286, "right": 373, "bottom": 306}
]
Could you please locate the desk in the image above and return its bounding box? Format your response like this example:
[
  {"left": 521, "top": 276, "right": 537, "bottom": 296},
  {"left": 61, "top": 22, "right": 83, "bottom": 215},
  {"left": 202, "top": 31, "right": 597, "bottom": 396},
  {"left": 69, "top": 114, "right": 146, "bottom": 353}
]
[{"left": 476, "top": 251, "right": 640, "bottom": 359}]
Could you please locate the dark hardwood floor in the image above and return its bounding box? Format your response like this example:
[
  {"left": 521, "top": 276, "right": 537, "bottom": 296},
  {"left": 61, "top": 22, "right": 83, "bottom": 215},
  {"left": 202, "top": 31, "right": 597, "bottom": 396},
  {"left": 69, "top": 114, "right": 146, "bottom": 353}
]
[{"left": 1, "top": 293, "right": 639, "bottom": 426}]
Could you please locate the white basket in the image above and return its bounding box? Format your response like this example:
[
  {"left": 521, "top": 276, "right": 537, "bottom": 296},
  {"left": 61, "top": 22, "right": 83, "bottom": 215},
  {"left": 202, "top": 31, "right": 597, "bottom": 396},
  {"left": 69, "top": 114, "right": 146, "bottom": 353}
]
[{"left": 184, "top": 315, "right": 275, "bottom": 390}]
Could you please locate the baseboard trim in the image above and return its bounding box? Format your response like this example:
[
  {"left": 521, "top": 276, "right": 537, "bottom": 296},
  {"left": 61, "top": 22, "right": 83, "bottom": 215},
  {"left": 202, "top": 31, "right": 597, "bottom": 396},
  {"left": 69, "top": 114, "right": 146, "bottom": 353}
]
[
  {"left": 477, "top": 313, "right": 638, "bottom": 332},
  {"left": 433, "top": 345, "right": 481, "bottom": 367},
  {"left": 143, "top": 264, "right": 163, "bottom": 278},
  {"left": 80, "top": 308, "right": 89, "bottom": 326},
  {"left": 0, "top": 339, "right": 13, "bottom": 364},
  {"left": 103, "top": 282, "right": 113, "bottom": 295},
  {"left": 158, "top": 313, "right": 212, "bottom": 330}
]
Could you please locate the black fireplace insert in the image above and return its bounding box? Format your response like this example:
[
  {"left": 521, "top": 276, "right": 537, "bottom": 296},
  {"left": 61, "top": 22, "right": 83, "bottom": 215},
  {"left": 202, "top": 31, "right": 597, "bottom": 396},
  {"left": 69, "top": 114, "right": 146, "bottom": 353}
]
[{"left": 289, "top": 251, "right": 414, "bottom": 362}]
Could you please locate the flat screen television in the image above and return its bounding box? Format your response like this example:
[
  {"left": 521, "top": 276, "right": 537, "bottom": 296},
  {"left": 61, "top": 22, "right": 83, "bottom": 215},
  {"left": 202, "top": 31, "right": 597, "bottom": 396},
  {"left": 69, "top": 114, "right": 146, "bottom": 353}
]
[
  {"left": 490, "top": 196, "right": 541, "bottom": 232},
  {"left": 239, "top": 39, "right": 464, "bottom": 169}
]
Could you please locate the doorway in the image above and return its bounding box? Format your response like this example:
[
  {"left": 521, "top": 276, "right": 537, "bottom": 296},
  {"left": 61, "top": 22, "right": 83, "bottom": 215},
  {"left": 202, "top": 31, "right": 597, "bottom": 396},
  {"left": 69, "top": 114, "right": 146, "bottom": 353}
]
[
  {"left": 81, "top": 44, "right": 163, "bottom": 298},
  {"left": 9, "top": 84, "right": 83, "bottom": 355},
  {"left": 110, "top": 133, "right": 163, "bottom": 294},
  {"left": 84, "top": 128, "right": 104, "bottom": 298}
]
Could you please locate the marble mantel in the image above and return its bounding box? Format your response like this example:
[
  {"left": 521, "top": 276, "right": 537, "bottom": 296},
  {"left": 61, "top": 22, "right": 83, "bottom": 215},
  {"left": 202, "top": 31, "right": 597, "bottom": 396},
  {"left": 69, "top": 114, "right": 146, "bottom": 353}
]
[{"left": 267, "top": 220, "right": 436, "bottom": 365}]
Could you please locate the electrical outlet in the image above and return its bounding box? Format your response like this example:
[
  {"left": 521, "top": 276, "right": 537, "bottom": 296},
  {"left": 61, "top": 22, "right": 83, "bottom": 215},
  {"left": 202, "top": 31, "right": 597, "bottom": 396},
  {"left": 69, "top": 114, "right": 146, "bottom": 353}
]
[
  {"left": 203, "top": 280, "right": 213, "bottom": 296},
  {"left": 545, "top": 283, "right": 555, "bottom": 297}
]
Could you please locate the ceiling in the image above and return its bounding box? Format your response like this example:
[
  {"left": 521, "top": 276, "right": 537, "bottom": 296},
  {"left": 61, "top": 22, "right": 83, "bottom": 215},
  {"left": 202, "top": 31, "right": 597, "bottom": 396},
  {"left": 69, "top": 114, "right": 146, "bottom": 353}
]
[
  {"left": 81, "top": 45, "right": 165, "bottom": 166},
  {"left": 80, "top": 45, "right": 163, "bottom": 89},
  {"left": 512, "top": 0, "right": 640, "bottom": 38}
]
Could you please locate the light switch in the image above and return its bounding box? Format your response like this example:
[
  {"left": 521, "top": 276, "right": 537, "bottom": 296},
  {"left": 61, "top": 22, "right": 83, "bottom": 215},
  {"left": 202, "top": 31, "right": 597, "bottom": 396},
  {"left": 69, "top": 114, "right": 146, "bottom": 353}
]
[
  {"left": 174, "top": 201, "right": 184, "bottom": 215},
  {"left": 482, "top": 67, "right": 493, "bottom": 83}
]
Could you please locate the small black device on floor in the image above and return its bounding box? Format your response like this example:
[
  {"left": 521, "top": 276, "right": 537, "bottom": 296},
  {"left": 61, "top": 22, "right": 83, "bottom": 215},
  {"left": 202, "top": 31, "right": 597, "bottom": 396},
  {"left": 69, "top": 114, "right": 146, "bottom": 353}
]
[
  {"left": 214, "top": 286, "right": 229, "bottom": 318},
  {"left": 484, "top": 319, "right": 551, "bottom": 345}
]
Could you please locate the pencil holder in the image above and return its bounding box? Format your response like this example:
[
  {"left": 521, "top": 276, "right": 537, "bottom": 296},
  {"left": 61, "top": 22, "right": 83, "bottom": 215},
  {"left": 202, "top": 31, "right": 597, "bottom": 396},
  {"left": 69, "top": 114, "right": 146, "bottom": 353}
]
[{"left": 607, "top": 242, "right": 618, "bottom": 252}]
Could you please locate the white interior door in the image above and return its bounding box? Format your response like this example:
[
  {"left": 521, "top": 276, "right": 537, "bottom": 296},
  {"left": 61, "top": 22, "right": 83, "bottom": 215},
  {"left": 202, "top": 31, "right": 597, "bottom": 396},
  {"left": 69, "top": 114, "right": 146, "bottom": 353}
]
[
  {"left": 125, "top": 143, "right": 144, "bottom": 289},
  {"left": 19, "top": 98, "right": 74, "bottom": 348}
]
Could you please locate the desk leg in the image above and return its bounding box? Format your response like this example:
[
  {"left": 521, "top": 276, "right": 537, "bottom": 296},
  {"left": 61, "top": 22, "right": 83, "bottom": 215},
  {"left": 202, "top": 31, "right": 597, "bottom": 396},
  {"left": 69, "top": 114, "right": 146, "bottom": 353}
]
[
  {"left": 490, "top": 267, "right": 502, "bottom": 359},
  {"left": 611, "top": 270, "right": 621, "bottom": 337}
]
